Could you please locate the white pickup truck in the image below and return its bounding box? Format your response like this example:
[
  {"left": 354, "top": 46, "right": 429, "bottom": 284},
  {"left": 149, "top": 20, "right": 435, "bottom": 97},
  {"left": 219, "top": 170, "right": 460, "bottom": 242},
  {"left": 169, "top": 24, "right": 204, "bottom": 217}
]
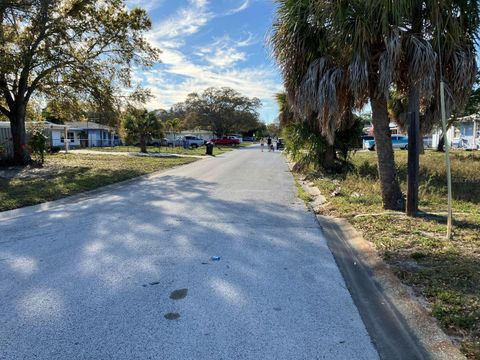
[{"left": 182, "top": 135, "right": 206, "bottom": 148}]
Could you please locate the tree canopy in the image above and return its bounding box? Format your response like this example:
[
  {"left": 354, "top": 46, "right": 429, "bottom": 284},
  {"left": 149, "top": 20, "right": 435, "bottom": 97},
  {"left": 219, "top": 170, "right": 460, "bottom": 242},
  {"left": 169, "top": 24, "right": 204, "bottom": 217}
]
[
  {"left": 183, "top": 87, "right": 262, "bottom": 137},
  {"left": 0, "top": 0, "right": 159, "bottom": 163}
]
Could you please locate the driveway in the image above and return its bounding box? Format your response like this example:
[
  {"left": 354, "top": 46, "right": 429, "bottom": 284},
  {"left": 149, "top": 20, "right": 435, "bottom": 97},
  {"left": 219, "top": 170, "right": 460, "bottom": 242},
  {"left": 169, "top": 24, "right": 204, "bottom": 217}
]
[{"left": 0, "top": 145, "right": 378, "bottom": 359}]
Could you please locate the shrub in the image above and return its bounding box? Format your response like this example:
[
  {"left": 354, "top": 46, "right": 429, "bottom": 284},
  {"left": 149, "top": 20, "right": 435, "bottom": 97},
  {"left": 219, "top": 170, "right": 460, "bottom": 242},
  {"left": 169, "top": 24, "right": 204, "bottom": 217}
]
[{"left": 28, "top": 130, "right": 48, "bottom": 164}]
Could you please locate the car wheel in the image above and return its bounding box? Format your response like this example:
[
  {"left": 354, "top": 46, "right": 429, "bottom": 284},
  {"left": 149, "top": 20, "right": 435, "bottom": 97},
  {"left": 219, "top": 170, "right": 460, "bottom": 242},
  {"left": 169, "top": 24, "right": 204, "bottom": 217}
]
[
  {"left": 403, "top": 145, "right": 408, "bottom": 150},
  {"left": 191, "top": 144, "right": 198, "bottom": 149},
  {"left": 369, "top": 145, "right": 375, "bottom": 151}
]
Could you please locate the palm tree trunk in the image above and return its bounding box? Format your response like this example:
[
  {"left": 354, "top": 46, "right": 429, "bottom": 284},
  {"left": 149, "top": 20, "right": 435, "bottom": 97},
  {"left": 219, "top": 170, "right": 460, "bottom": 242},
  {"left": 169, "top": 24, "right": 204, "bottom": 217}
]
[
  {"left": 371, "top": 97, "right": 405, "bottom": 210},
  {"left": 321, "top": 145, "right": 336, "bottom": 172}
]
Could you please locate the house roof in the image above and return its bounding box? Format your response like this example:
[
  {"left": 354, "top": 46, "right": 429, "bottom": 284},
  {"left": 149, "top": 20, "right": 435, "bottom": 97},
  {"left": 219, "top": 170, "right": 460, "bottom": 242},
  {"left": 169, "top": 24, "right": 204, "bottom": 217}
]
[{"left": 64, "top": 122, "right": 112, "bottom": 131}]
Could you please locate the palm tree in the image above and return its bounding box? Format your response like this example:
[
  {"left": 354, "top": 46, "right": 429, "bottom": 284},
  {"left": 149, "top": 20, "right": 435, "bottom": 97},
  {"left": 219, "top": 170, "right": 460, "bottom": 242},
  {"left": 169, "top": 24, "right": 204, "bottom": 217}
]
[
  {"left": 271, "top": 0, "right": 478, "bottom": 212},
  {"left": 166, "top": 117, "right": 182, "bottom": 147},
  {"left": 123, "top": 109, "right": 161, "bottom": 153}
]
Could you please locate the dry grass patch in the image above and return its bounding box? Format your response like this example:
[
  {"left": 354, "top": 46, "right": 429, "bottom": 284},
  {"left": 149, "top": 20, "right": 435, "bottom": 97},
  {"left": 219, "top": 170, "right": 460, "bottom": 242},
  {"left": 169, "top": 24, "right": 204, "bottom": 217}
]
[{"left": 310, "top": 150, "right": 480, "bottom": 358}]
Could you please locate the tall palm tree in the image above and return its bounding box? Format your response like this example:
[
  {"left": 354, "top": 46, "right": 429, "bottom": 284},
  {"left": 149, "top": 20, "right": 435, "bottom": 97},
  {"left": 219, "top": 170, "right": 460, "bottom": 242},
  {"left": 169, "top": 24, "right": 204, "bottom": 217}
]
[
  {"left": 166, "top": 117, "right": 182, "bottom": 147},
  {"left": 271, "top": 0, "right": 478, "bottom": 212},
  {"left": 271, "top": 0, "right": 405, "bottom": 210}
]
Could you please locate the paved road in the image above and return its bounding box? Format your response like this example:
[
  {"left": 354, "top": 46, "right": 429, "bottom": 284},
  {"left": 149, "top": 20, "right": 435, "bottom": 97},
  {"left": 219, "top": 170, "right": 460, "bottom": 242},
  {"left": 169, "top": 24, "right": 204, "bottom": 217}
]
[{"left": 0, "top": 146, "right": 378, "bottom": 360}]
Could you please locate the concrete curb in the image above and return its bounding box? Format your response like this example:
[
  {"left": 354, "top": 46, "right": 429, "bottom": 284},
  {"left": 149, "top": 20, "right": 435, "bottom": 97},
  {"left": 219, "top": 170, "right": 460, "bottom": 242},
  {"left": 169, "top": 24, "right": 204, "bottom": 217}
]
[
  {"left": 315, "top": 214, "right": 465, "bottom": 360},
  {"left": 285, "top": 161, "right": 466, "bottom": 359}
]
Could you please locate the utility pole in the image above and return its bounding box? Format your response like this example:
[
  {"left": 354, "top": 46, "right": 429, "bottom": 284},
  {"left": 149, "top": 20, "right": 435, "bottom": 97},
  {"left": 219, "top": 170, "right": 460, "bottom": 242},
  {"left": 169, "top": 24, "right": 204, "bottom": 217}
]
[
  {"left": 407, "top": 87, "right": 420, "bottom": 216},
  {"left": 406, "top": 3, "right": 423, "bottom": 217}
]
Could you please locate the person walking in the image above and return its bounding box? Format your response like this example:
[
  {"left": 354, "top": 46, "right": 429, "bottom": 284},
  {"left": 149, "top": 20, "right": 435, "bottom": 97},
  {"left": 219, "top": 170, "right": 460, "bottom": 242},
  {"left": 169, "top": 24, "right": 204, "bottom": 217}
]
[
  {"left": 260, "top": 138, "right": 265, "bottom": 152},
  {"left": 267, "top": 137, "right": 272, "bottom": 152}
]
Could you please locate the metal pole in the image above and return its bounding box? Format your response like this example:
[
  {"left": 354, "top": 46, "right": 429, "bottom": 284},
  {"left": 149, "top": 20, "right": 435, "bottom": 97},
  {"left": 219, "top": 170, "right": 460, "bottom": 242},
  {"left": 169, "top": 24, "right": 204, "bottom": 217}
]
[
  {"left": 436, "top": 7, "right": 453, "bottom": 239},
  {"left": 440, "top": 81, "right": 453, "bottom": 239},
  {"left": 407, "top": 87, "right": 420, "bottom": 217},
  {"left": 64, "top": 126, "right": 69, "bottom": 153}
]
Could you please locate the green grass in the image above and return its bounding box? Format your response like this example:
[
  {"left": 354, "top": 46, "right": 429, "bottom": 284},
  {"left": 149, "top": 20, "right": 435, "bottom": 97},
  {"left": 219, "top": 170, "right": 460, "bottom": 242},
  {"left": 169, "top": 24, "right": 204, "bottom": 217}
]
[
  {"left": 0, "top": 153, "right": 197, "bottom": 212},
  {"left": 307, "top": 150, "right": 480, "bottom": 359},
  {"left": 295, "top": 179, "right": 313, "bottom": 204},
  {"left": 89, "top": 143, "right": 252, "bottom": 156}
]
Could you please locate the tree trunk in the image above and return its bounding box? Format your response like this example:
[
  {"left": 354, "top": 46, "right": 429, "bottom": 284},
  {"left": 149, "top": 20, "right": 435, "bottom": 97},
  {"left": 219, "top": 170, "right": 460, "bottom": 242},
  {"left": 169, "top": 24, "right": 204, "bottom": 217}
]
[
  {"left": 407, "top": 86, "right": 420, "bottom": 216},
  {"left": 321, "top": 145, "right": 336, "bottom": 172},
  {"left": 437, "top": 135, "right": 445, "bottom": 152},
  {"left": 371, "top": 97, "right": 405, "bottom": 210},
  {"left": 140, "top": 135, "right": 147, "bottom": 153},
  {"left": 9, "top": 105, "right": 31, "bottom": 164}
]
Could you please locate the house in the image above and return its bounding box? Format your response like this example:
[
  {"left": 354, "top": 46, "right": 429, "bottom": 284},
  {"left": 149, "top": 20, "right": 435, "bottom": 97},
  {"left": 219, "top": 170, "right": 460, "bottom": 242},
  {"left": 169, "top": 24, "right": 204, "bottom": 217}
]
[
  {"left": 0, "top": 121, "right": 118, "bottom": 160},
  {"left": 55, "top": 121, "right": 119, "bottom": 148},
  {"left": 431, "top": 114, "right": 480, "bottom": 149}
]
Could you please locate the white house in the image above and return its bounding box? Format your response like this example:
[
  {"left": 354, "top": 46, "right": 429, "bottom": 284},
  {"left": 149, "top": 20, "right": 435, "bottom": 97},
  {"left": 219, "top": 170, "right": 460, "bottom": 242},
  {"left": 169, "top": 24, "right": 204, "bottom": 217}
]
[
  {"left": 55, "top": 121, "right": 118, "bottom": 148},
  {"left": 0, "top": 121, "right": 118, "bottom": 160},
  {"left": 431, "top": 114, "right": 480, "bottom": 150}
]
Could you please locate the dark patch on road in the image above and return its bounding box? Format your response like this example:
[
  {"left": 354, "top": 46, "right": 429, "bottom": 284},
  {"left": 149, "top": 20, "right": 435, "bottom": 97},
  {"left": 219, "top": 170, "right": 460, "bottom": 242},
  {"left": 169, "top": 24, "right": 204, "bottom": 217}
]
[
  {"left": 149, "top": 281, "right": 160, "bottom": 286},
  {"left": 170, "top": 288, "right": 188, "bottom": 300},
  {"left": 273, "top": 307, "right": 282, "bottom": 311},
  {"left": 164, "top": 312, "right": 180, "bottom": 320}
]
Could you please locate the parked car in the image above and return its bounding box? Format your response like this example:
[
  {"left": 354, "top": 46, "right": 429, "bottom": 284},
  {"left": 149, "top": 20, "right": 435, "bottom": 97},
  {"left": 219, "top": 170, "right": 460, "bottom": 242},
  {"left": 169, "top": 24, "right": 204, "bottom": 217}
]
[
  {"left": 423, "top": 136, "right": 433, "bottom": 148},
  {"left": 364, "top": 135, "right": 409, "bottom": 151},
  {"left": 361, "top": 135, "right": 374, "bottom": 150},
  {"left": 183, "top": 135, "right": 206, "bottom": 148},
  {"left": 228, "top": 134, "right": 243, "bottom": 143},
  {"left": 166, "top": 137, "right": 184, "bottom": 147},
  {"left": 212, "top": 137, "right": 240, "bottom": 146},
  {"left": 149, "top": 138, "right": 169, "bottom": 146}
]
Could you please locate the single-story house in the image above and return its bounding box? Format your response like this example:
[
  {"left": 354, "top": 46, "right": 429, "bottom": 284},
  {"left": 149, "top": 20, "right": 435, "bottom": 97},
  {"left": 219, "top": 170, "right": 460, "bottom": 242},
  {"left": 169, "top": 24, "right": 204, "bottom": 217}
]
[
  {"left": 54, "top": 121, "right": 119, "bottom": 148},
  {"left": 0, "top": 121, "right": 119, "bottom": 159},
  {"left": 431, "top": 114, "right": 480, "bottom": 149}
]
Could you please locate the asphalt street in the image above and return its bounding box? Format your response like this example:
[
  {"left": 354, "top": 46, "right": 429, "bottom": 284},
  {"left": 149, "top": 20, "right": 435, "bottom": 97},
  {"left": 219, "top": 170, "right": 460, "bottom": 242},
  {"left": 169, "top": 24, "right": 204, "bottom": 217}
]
[{"left": 0, "top": 145, "right": 379, "bottom": 360}]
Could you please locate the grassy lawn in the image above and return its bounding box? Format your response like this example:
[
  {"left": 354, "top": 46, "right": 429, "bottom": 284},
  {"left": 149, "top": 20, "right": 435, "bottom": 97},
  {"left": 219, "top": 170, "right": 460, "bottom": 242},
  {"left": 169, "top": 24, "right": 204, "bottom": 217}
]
[
  {"left": 308, "top": 150, "right": 480, "bottom": 358},
  {"left": 0, "top": 153, "right": 197, "bottom": 212},
  {"left": 89, "top": 143, "right": 253, "bottom": 156}
]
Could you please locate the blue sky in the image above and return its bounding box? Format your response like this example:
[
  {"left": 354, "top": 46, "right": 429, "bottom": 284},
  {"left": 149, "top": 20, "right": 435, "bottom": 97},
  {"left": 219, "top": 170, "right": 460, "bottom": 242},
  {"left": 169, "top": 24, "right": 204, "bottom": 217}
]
[{"left": 126, "top": 0, "right": 283, "bottom": 124}]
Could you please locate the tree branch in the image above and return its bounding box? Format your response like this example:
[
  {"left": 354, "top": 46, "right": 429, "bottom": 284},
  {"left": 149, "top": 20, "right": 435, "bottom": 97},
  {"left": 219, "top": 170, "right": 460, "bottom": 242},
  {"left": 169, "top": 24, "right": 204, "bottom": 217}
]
[{"left": 0, "top": 104, "right": 10, "bottom": 118}]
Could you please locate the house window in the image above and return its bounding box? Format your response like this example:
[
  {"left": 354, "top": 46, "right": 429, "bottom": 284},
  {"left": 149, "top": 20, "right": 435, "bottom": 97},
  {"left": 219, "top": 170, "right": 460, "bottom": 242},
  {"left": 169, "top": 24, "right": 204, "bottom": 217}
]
[{"left": 60, "top": 132, "right": 75, "bottom": 143}]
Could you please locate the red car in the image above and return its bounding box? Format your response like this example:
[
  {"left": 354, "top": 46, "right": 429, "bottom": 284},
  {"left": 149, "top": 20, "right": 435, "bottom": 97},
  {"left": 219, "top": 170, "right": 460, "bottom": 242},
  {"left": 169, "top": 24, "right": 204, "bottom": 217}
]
[{"left": 211, "top": 137, "right": 240, "bottom": 146}]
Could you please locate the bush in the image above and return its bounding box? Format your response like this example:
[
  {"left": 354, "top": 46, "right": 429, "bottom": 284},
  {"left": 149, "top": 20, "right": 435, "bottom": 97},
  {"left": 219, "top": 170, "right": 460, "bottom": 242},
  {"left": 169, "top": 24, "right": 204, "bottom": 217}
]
[
  {"left": 50, "top": 146, "right": 61, "bottom": 154},
  {"left": 283, "top": 117, "right": 362, "bottom": 173},
  {"left": 28, "top": 130, "right": 48, "bottom": 164}
]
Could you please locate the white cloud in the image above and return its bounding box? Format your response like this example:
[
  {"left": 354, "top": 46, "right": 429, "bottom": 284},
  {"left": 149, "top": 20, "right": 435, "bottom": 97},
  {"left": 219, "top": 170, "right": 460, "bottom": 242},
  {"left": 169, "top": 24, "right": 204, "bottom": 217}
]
[
  {"left": 149, "top": 0, "right": 212, "bottom": 40},
  {"left": 132, "top": 0, "right": 282, "bottom": 122},
  {"left": 225, "top": 0, "right": 251, "bottom": 15}
]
